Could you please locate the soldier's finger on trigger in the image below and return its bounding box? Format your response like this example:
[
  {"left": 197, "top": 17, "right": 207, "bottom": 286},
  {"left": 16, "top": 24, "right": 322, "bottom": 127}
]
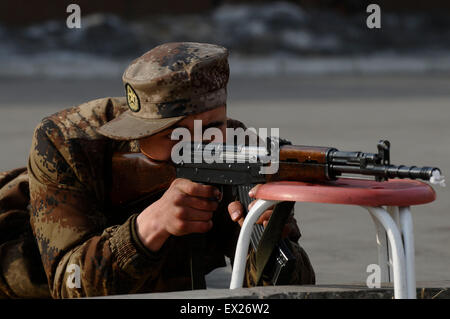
[
  {"left": 227, "top": 201, "right": 243, "bottom": 222},
  {"left": 181, "top": 194, "right": 219, "bottom": 212},
  {"left": 176, "top": 178, "right": 221, "bottom": 200}
]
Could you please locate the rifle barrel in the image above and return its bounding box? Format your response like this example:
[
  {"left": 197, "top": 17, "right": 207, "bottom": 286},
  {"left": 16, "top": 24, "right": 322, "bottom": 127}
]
[{"left": 331, "top": 164, "right": 440, "bottom": 181}]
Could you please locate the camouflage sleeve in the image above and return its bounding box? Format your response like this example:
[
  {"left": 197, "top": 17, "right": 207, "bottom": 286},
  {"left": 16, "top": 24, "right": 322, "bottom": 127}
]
[{"left": 27, "top": 119, "right": 169, "bottom": 298}]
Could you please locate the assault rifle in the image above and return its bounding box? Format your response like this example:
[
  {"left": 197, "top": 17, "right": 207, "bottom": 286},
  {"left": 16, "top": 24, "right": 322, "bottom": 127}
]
[{"left": 111, "top": 139, "right": 444, "bottom": 286}]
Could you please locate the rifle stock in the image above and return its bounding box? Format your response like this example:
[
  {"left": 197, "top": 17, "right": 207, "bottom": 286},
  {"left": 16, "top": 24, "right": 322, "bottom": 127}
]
[{"left": 111, "top": 152, "right": 175, "bottom": 206}]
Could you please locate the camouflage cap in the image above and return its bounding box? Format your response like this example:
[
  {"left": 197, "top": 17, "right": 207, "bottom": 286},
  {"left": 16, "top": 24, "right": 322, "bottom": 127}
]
[{"left": 98, "top": 42, "right": 229, "bottom": 140}]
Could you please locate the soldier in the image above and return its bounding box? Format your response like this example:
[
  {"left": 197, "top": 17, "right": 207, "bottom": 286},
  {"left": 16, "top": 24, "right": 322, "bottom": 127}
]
[{"left": 0, "top": 42, "right": 315, "bottom": 298}]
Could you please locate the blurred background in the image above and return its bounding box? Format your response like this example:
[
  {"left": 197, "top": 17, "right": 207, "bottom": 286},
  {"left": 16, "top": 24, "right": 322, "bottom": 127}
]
[
  {"left": 2, "top": 0, "right": 450, "bottom": 77},
  {"left": 0, "top": 0, "right": 449, "bottom": 289}
]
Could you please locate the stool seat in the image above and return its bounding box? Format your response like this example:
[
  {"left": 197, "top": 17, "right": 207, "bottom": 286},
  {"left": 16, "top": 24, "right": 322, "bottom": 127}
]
[{"left": 254, "top": 178, "right": 436, "bottom": 207}]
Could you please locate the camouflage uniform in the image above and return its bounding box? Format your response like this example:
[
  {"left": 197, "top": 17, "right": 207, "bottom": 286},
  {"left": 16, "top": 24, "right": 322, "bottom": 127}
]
[{"left": 0, "top": 43, "right": 315, "bottom": 298}]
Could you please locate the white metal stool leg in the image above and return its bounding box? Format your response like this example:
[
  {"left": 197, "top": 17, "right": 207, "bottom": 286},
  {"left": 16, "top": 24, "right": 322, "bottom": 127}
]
[
  {"left": 368, "top": 213, "right": 390, "bottom": 283},
  {"left": 230, "top": 199, "right": 279, "bottom": 289},
  {"left": 399, "top": 206, "right": 416, "bottom": 299},
  {"left": 387, "top": 206, "right": 401, "bottom": 281},
  {"left": 387, "top": 206, "right": 400, "bottom": 226},
  {"left": 365, "top": 206, "right": 408, "bottom": 299}
]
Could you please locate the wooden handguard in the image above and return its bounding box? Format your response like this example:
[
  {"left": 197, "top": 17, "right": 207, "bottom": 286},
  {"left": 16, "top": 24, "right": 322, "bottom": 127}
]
[{"left": 267, "top": 145, "right": 334, "bottom": 182}]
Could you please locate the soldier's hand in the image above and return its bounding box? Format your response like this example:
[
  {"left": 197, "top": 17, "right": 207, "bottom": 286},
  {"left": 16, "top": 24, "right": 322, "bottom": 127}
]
[
  {"left": 136, "top": 178, "right": 220, "bottom": 252},
  {"left": 227, "top": 184, "right": 294, "bottom": 239}
]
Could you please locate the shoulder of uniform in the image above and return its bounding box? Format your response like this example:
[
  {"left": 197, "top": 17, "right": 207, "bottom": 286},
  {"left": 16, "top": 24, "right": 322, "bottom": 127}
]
[
  {"left": 29, "top": 97, "right": 128, "bottom": 187},
  {"left": 42, "top": 97, "right": 127, "bottom": 140}
]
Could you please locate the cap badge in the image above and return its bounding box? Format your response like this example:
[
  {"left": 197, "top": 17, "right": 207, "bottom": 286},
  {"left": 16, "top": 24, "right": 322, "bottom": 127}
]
[{"left": 125, "top": 84, "right": 140, "bottom": 112}]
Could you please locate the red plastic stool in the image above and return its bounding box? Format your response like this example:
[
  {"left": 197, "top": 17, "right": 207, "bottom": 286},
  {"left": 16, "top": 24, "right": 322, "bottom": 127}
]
[{"left": 229, "top": 178, "right": 436, "bottom": 299}]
